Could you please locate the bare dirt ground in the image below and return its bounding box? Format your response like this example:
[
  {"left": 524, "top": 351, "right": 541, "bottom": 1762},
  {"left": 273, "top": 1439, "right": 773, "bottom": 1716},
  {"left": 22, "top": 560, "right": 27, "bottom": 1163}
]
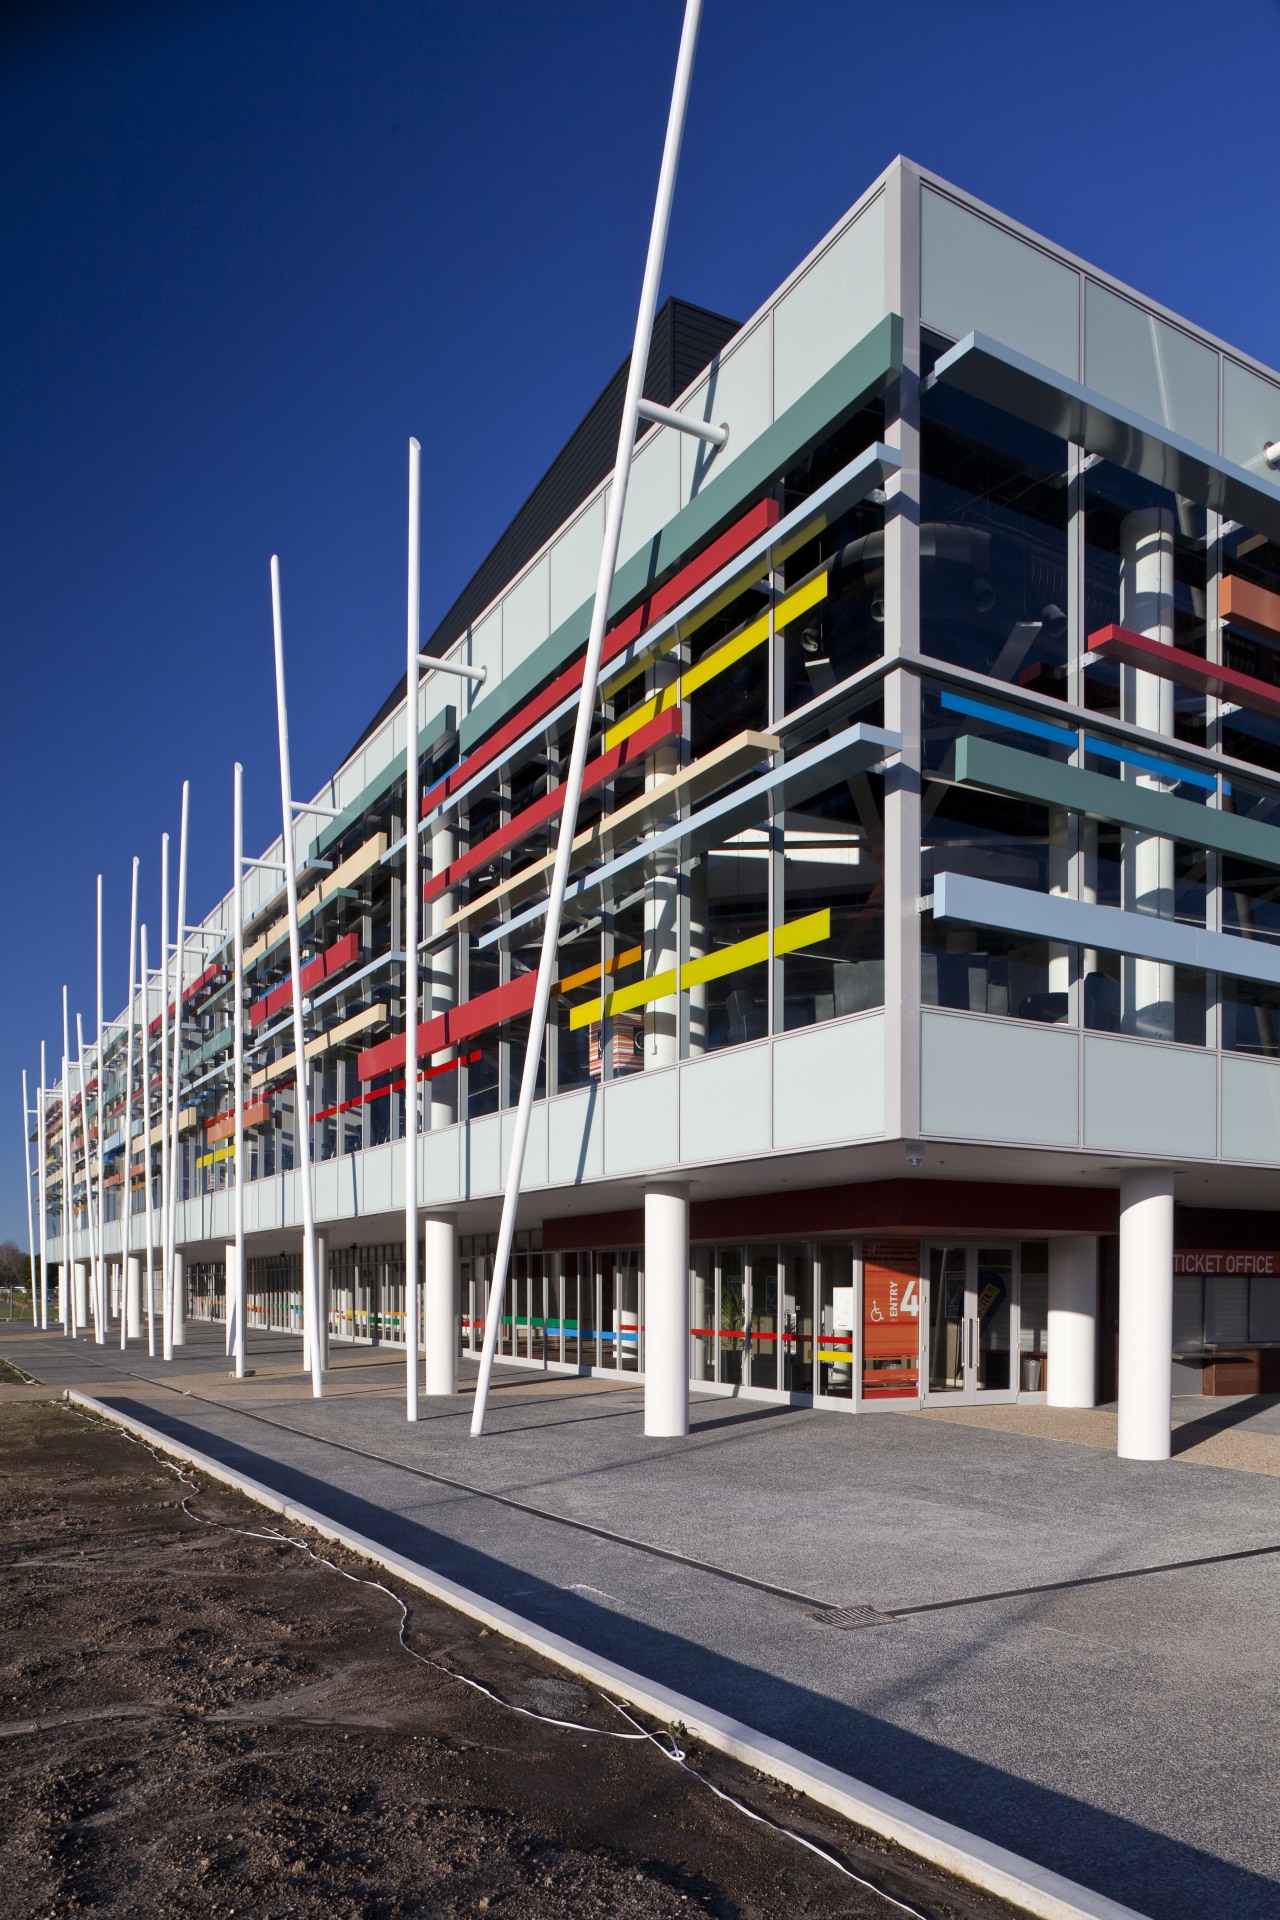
[{"left": 0, "top": 1385, "right": 1025, "bottom": 1919}]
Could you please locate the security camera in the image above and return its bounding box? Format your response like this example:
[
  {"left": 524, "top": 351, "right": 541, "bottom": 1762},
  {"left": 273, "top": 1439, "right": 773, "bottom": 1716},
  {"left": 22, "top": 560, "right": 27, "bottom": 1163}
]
[{"left": 904, "top": 1143, "right": 925, "bottom": 1169}]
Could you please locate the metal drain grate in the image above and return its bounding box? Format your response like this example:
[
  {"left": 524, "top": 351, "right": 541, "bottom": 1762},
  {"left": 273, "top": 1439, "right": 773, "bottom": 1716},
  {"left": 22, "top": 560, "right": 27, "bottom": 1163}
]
[{"left": 806, "top": 1604, "right": 897, "bottom": 1629}]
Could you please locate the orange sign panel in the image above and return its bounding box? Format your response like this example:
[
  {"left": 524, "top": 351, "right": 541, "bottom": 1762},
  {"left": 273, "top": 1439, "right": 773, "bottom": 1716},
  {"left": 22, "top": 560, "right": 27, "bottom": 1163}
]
[{"left": 862, "top": 1238, "right": 920, "bottom": 1397}]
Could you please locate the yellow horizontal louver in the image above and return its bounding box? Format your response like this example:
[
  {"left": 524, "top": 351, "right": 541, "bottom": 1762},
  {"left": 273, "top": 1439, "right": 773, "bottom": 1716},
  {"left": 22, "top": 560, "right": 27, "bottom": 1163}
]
[
  {"left": 604, "top": 572, "right": 828, "bottom": 752},
  {"left": 567, "top": 908, "right": 832, "bottom": 1031}
]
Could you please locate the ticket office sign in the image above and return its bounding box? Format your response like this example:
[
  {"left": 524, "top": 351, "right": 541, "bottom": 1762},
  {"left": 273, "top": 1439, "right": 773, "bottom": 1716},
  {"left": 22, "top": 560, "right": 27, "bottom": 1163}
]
[{"left": 1174, "top": 1251, "right": 1279, "bottom": 1277}]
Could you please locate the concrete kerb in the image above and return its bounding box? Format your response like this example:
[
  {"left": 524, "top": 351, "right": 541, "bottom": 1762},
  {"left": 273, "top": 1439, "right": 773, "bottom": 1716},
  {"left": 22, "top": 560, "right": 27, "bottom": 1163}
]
[{"left": 65, "top": 1388, "right": 1150, "bottom": 1920}]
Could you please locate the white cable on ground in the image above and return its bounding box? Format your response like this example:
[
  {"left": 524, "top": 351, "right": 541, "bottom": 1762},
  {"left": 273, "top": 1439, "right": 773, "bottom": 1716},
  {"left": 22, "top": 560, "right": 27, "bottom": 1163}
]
[{"left": 66, "top": 1407, "right": 930, "bottom": 1919}]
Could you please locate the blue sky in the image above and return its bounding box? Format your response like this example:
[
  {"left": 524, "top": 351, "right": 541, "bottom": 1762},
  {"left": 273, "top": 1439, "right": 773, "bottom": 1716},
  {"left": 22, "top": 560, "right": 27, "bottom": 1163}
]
[{"left": 3, "top": 0, "right": 1279, "bottom": 1238}]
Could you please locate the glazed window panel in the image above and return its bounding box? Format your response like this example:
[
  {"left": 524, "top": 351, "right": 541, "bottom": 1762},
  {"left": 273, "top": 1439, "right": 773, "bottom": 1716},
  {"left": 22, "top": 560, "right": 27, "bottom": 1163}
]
[
  {"left": 778, "top": 493, "right": 886, "bottom": 715},
  {"left": 1082, "top": 464, "right": 1207, "bottom": 746},
  {"left": 922, "top": 780, "right": 1071, "bottom": 1021},
  {"left": 920, "top": 387, "right": 1069, "bottom": 699},
  {"left": 1081, "top": 950, "right": 1209, "bottom": 1045},
  {"left": 684, "top": 831, "right": 769, "bottom": 1055},
  {"left": 781, "top": 772, "right": 885, "bottom": 1030}
]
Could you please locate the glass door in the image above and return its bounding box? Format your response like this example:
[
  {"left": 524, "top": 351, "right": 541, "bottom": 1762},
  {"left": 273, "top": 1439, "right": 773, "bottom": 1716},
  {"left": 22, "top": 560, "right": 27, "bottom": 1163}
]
[{"left": 923, "top": 1245, "right": 1017, "bottom": 1404}]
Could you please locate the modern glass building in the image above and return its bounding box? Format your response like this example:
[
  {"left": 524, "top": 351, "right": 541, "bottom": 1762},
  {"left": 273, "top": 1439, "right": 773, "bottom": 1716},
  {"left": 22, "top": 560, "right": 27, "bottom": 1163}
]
[{"left": 33, "top": 157, "right": 1280, "bottom": 1458}]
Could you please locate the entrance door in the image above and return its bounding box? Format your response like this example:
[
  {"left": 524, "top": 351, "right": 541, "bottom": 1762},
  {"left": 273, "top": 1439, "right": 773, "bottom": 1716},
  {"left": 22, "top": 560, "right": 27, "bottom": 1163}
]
[{"left": 923, "top": 1245, "right": 1017, "bottom": 1404}]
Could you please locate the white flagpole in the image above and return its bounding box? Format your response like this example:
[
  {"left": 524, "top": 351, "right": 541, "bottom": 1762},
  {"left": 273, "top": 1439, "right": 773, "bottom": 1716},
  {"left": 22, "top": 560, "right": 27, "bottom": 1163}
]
[
  {"left": 120, "top": 858, "right": 139, "bottom": 1348},
  {"left": 61, "top": 987, "right": 72, "bottom": 1335},
  {"left": 270, "top": 556, "right": 323, "bottom": 1398},
  {"left": 38, "top": 1041, "right": 49, "bottom": 1330},
  {"left": 471, "top": 0, "right": 705, "bottom": 1436},
  {"left": 232, "top": 762, "right": 247, "bottom": 1380},
  {"left": 404, "top": 437, "right": 422, "bottom": 1423},
  {"left": 165, "top": 785, "right": 189, "bottom": 1362},
  {"left": 21, "top": 1071, "right": 37, "bottom": 1328},
  {"left": 95, "top": 874, "right": 106, "bottom": 1342},
  {"left": 76, "top": 1013, "right": 97, "bottom": 1339},
  {"left": 159, "top": 834, "right": 171, "bottom": 1356},
  {"left": 140, "top": 922, "right": 156, "bottom": 1357}
]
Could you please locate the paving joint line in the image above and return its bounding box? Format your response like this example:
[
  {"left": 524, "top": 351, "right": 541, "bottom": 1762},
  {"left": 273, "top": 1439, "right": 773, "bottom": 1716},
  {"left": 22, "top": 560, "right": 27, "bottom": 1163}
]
[
  {"left": 64, "top": 1387, "right": 1152, "bottom": 1920},
  {"left": 39, "top": 1342, "right": 1280, "bottom": 1630}
]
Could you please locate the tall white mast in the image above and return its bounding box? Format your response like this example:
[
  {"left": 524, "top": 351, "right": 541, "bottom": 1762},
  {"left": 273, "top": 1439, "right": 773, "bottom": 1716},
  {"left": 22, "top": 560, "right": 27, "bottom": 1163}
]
[{"left": 471, "top": 0, "right": 706, "bottom": 1435}]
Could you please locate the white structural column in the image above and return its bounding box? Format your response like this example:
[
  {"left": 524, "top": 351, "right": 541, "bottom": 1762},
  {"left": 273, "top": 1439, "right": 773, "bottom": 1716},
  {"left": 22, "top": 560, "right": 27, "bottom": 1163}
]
[
  {"left": 74, "top": 1259, "right": 90, "bottom": 1328},
  {"left": 270, "top": 555, "right": 322, "bottom": 1398},
  {"left": 159, "top": 834, "right": 172, "bottom": 1357},
  {"left": 1048, "top": 1237, "right": 1098, "bottom": 1407},
  {"left": 1117, "top": 1169, "right": 1175, "bottom": 1460},
  {"left": 1120, "top": 509, "right": 1176, "bottom": 1034},
  {"left": 126, "top": 1255, "right": 143, "bottom": 1338},
  {"left": 423, "top": 1214, "right": 458, "bottom": 1396},
  {"left": 172, "top": 1250, "right": 186, "bottom": 1346},
  {"left": 643, "top": 696, "right": 680, "bottom": 1069},
  {"left": 472, "top": 0, "right": 704, "bottom": 1437},
  {"left": 224, "top": 1241, "right": 239, "bottom": 1361},
  {"left": 644, "top": 1183, "right": 690, "bottom": 1437},
  {"left": 429, "top": 814, "right": 458, "bottom": 1130}
]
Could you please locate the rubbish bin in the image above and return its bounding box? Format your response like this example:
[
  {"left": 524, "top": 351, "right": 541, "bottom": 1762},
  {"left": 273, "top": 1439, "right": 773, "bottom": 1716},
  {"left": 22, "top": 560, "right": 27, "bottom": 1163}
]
[{"left": 1020, "top": 1354, "right": 1043, "bottom": 1392}]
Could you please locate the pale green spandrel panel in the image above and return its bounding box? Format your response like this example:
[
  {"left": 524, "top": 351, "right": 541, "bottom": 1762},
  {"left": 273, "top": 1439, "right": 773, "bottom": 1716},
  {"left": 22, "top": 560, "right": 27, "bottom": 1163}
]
[
  {"left": 921, "top": 1011, "right": 1078, "bottom": 1144},
  {"left": 774, "top": 195, "right": 887, "bottom": 417},
  {"left": 1085, "top": 281, "right": 1218, "bottom": 449},
  {"left": 772, "top": 1015, "right": 884, "bottom": 1149},
  {"left": 1221, "top": 1055, "right": 1280, "bottom": 1164},
  {"left": 423, "top": 1124, "right": 460, "bottom": 1205},
  {"left": 550, "top": 495, "right": 605, "bottom": 630},
  {"left": 679, "top": 315, "right": 773, "bottom": 509},
  {"left": 465, "top": 1114, "right": 502, "bottom": 1197},
  {"left": 617, "top": 420, "right": 681, "bottom": 567},
  {"left": 500, "top": 553, "right": 549, "bottom": 678},
  {"left": 1223, "top": 358, "right": 1280, "bottom": 478},
  {"left": 547, "top": 1086, "right": 603, "bottom": 1185},
  {"left": 603, "top": 1065, "right": 678, "bottom": 1177},
  {"left": 679, "top": 1046, "right": 770, "bottom": 1162},
  {"left": 1083, "top": 1036, "right": 1216, "bottom": 1157},
  {"left": 921, "top": 189, "right": 1078, "bottom": 378},
  {"left": 467, "top": 604, "right": 502, "bottom": 698}
]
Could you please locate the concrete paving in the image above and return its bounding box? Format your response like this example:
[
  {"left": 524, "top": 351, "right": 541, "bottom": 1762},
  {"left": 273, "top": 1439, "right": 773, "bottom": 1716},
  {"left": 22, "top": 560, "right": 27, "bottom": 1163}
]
[{"left": 6, "top": 1323, "right": 1280, "bottom": 1920}]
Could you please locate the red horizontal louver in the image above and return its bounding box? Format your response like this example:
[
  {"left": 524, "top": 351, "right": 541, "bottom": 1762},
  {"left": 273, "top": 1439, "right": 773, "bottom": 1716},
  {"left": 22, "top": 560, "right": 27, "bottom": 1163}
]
[
  {"left": 358, "top": 968, "right": 540, "bottom": 1081},
  {"left": 420, "top": 497, "right": 779, "bottom": 817},
  {"left": 249, "top": 930, "right": 360, "bottom": 1026},
  {"left": 424, "top": 705, "right": 680, "bottom": 905}
]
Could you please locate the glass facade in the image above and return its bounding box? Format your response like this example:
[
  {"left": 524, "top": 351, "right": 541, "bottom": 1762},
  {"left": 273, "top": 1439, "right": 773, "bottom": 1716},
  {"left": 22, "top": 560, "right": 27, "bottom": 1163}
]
[{"left": 37, "top": 172, "right": 1280, "bottom": 1417}]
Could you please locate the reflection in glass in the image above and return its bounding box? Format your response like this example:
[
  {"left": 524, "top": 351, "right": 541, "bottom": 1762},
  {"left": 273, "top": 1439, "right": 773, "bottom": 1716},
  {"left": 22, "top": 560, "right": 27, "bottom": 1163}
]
[
  {"left": 920, "top": 388, "right": 1069, "bottom": 698},
  {"left": 928, "top": 1247, "right": 966, "bottom": 1394},
  {"left": 819, "top": 1245, "right": 855, "bottom": 1399}
]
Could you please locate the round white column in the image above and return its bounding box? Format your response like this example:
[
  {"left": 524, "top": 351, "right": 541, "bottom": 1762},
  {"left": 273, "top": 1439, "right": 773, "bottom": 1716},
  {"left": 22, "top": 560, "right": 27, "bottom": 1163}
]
[
  {"left": 424, "top": 1214, "right": 458, "bottom": 1395},
  {"left": 644, "top": 1183, "right": 689, "bottom": 1437},
  {"left": 126, "top": 1255, "right": 143, "bottom": 1339},
  {"left": 1048, "top": 1237, "right": 1097, "bottom": 1407},
  {"left": 1119, "top": 508, "right": 1176, "bottom": 1035},
  {"left": 172, "top": 1250, "right": 186, "bottom": 1346},
  {"left": 73, "top": 1259, "right": 90, "bottom": 1331},
  {"left": 1117, "top": 1169, "right": 1174, "bottom": 1460}
]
